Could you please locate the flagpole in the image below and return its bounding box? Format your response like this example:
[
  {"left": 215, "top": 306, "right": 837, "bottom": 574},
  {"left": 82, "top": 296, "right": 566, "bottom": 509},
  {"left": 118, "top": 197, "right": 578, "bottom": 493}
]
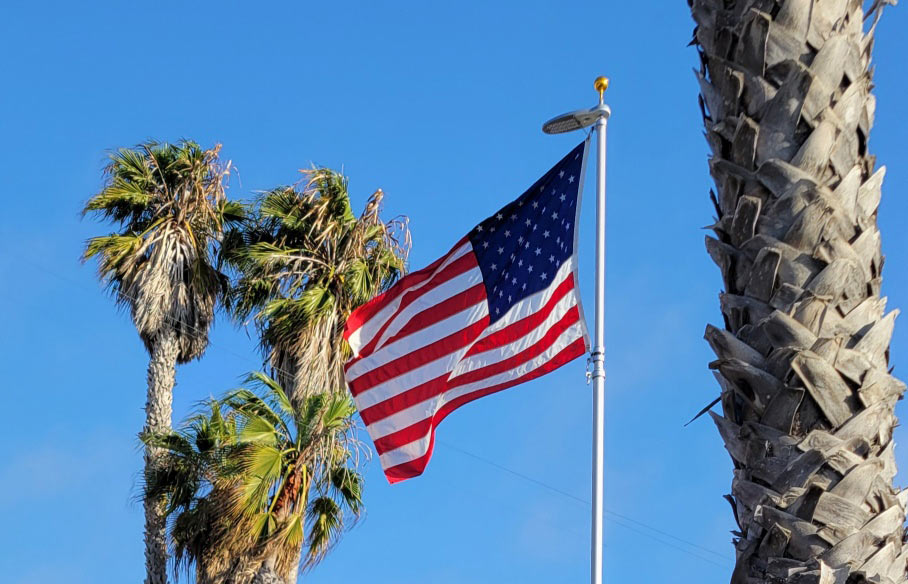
[
  {"left": 542, "top": 76, "right": 611, "bottom": 584},
  {"left": 590, "top": 76, "right": 609, "bottom": 584}
]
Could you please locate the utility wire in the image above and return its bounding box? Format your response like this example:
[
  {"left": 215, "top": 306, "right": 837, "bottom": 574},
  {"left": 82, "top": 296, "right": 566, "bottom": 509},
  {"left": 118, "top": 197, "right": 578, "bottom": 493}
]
[
  {"left": 38, "top": 259, "right": 732, "bottom": 570},
  {"left": 437, "top": 439, "right": 731, "bottom": 567}
]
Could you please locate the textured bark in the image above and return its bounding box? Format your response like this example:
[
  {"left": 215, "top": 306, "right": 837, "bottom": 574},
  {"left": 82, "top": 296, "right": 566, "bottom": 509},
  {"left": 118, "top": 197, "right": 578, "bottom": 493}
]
[
  {"left": 250, "top": 564, "right": 285, "bottom": 584},
  {"left": 689, "top": 1, "right": 907, "bottom": 582},
  {"left": 144, "top": 327, "right": 178, "bottom": 584}
]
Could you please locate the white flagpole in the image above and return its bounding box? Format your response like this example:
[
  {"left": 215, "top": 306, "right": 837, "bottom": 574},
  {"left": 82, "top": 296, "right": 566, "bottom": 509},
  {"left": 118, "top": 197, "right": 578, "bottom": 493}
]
[
  {"left": 590, "top": 76, "right": 609, "bottom": 584},
  {"left": 542, "top": 76, "right": 611, "bottom": 584}
]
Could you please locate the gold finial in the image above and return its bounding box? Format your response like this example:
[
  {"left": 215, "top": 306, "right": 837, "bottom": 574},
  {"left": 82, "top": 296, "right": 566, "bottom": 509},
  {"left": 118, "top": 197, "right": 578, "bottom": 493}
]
[{"left": 594, "top": 76, "right": 609, "bottom": 104}]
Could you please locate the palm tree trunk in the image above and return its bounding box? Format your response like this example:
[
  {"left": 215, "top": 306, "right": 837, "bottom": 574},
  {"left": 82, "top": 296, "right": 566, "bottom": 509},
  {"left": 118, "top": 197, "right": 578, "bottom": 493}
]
[
  {"left": 251, "top": 558, "right": 286, "bottom": 584},
  {"left": 144, "top": 327, "right": 178, "bottom": 584},
  {"left": 689, "top": 1, "right": 907, "bottom": 582}
]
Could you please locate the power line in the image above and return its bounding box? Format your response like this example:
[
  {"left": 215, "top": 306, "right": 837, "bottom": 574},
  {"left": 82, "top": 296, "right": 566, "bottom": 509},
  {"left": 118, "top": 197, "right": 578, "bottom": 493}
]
[{"left": 437, "top": 439, "right": 731, "bottom": 568}]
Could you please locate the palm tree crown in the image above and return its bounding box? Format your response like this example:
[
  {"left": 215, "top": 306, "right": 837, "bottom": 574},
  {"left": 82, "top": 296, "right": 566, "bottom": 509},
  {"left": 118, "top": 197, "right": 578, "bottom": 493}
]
[
  {"left": 144, "top": 372, "right": 363, "bottom": 584},
  {"left": 225, "top": 168, "right": 409, "bottom": 402},
  {"left": 83, "top": 140, "right": 242, "bottom": 362}
]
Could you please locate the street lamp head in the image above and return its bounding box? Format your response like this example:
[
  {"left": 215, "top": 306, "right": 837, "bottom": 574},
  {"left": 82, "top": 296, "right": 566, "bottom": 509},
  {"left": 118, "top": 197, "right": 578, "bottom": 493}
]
[
  {"left": 542, "top": 76, "right": 611, "bottom": 135},
  {"left": 541, "top": 104, "right": 611, "bottom": 135}
]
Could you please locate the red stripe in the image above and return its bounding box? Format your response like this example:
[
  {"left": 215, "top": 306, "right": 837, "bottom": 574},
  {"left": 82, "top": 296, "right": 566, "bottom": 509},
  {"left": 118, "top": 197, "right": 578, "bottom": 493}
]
[
  {"left": 380, "top": 337, "right": 587, "bottom": 482},
  {"left": 348, "top": 317, "right": 490, "bottom": 397},
  {"left": 382, "top": 284, "right": 487, "bottom": 347},
  {"left": 360, "top": 371, "right": 447, "bottom": 427},
  {"left": 464, "top": 274, "right": 575, "bottom": 359},
  {"left": 344, "top": 280, "right": 485, "bottom": 376},
  {"left": 354, "top": 252, "right": 479, "bottom": 359},
  {"left": 449, "top": 306, "right": 580, "bottom": 386},
  {"left": 368, "top": 321, "right": 582, "bottom": 454},
  {"left": 371, "top": 415, "right": 433, "bottom": 453},
  {"left": 344, "top": 237, "right": 468, "bottom": 340},
  {"left": 358, "top": 301, "right": 579, "bottom": 426}
]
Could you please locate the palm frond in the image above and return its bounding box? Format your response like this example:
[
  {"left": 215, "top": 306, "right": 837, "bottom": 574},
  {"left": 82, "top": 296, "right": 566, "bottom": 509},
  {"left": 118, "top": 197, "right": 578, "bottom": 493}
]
[{"left": 303, "top": 496, "right": 343, "bottom": 568}]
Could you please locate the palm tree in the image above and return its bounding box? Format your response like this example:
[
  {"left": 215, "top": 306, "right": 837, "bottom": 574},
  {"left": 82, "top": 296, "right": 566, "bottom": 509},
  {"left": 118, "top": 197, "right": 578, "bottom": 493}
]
[
  {"left": 143, "top": 372, "right": 364, "bottom": 584},
  {"left": 82, "top": 140, "right": 241, "bottom": 584},
  {"left": 688, "top": 1, "right": 907, "bottom": 582},
  {"left": 224, "top": 168, "right": 409, "bottom": 405}
]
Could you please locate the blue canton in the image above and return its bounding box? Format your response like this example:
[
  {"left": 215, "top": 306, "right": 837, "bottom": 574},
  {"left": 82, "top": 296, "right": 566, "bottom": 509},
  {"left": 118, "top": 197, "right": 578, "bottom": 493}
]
[{"left": 468, "top": 141, "right": 586, "bottom": 325}]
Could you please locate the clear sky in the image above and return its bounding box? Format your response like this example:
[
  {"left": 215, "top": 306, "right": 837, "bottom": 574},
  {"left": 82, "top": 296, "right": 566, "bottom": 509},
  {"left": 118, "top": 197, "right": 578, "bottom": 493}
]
[{"left": 2, "top": 2, "right": 907, "bottom": 583}]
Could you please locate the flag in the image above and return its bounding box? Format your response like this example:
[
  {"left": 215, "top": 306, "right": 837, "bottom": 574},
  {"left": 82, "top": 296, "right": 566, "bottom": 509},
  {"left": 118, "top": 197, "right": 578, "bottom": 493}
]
[{"left": 343, "top": 140, "right": 591, "bottom": 483}]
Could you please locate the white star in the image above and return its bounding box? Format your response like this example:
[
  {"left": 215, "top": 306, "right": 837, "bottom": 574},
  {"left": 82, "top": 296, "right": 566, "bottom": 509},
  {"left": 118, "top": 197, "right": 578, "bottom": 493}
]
[
  {"left": 524, "top": 241, "right": 530, "bottom": 249},
  {"left": 551, "top": 188, "right": 556, "bottom": 194},
  {"left": 543, "top": 230, "right": 550, "bottom": 238},
  {"left": 496, "top": 213, "right": 503, "bottom": 220},
  {"left": 517, "top": 259, "right": 523, "bottom": 267},
  {"left": 476, "top": 225, "right": 483, "bottom": 232},
  {"left": 512, "top": 277, "right": 517, "bottom": 285},
  {"left": 565, "top": 222, "right": 571, "bottom": 230},
  {"left": 528, "top": 265, "right": 534, "bottom": 273},
  {"left": 559, "top": 170, "right": 565, "bottom": 178},
  {"left": 532, "top": 224, "right": 537, "bottom": 231},
  {"left": 549, "top": 255, "right": 555, "bottom": 262},
  {"left": 499, "top": 290, "right": 504, "bottom": 297},
  {"left": 504, "top": 230, "right": 511, "bottom": 237},
  {"left": 522, "top": 283, "right": 527, "bottom": 290},
  {"left": 518, "top": 236, "right": 524, "bottom": 244},
  {"left": 511, "top": 214, "right": 517, "bottom": 221},
  {"left": 552, "top": 211, "right": 558, "bottom": 219},
  {"left": 482, "top": 241, "right": 489, "bottom": 248},
  {"left": 496, "top": 307, "right": 500, "bottom": 314},
  {"left": 525, "top": 219, "right": 532, "bottom": 227},
  {"left": 560, "top": 193, "right": 566, "bottom": 202},
  {"left": 532, "top": 201, "right": 539, "bottom": 209},
  {"left": 535, "top": 247, "right": 541, "bottom": 255},
  {"left": 497, "top": 246, "right": 504, "bottom": 254},
  {"left": 508, "top": 295, "right": 512, "bottom": 302},
  {"left": 491, "top": 263, "right": 497, "bottom": 270},
  {"left": 540, "top": 272, "right": 548, "bottom": 280},
  {"left": 518, "top": 200, "right": 524, "bottom": 206},
  {"left": 490, "top": 226, "right": 496, "bottom": 232},
  {"left": 568, "top": 175, "right": 575, "bottom": 183},
  {"left": 510, "top": 253, "right": 516, "bottom": 260}
]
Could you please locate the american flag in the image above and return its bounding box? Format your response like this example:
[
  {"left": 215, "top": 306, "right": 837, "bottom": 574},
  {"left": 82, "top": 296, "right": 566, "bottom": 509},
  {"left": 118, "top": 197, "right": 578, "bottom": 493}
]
[{"left": 343, "top": 140, "right": 591, "bottom": 483}]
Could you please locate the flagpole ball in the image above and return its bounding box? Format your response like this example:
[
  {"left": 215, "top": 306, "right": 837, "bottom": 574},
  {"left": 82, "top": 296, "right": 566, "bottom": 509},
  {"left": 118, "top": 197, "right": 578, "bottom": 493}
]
[{"left": 594, "top": 77, "right": 609, "bottom": 104}]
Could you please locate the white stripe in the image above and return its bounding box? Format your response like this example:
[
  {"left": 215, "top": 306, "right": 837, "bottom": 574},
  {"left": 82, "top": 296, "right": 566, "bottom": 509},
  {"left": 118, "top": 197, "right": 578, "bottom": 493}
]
[
  {"left": 368, "top": 321, "right": 585, "bottom": 448},
  {"left": 378, "top": 433, "right": 433, "bottom": 470},
  {"left": 450, "top": 291, "right": 578, "bottom": 378},
  {"left": 371, "top": 266, "right": 483, "bottom": 352},
  {"left": 346, "top": 299, "right": 489, "bottom": 382},
  {"left": 353, "top": 344, "right": 469, "bottom": 411},
  {"left": 347, "top": 241, "right": 473, "bottom": 354},
  {"left": 351, "top": 257, "right": 577, "bottom": 413}
]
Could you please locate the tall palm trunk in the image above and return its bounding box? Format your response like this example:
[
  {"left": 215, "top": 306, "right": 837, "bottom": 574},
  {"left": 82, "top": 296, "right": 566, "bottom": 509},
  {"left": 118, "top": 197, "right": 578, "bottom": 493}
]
[
  {"left": 144, "top": 327, "right": 178, "bottom": 584},
  {"left": 689, "top": 1, "right": 907, "bottom": 582}
]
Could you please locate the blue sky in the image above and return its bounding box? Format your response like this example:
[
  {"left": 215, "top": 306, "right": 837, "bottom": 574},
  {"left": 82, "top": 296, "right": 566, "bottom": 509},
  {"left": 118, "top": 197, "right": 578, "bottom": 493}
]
[{"left": 1, "top": 2, "right": 907, "bottom": 583}]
